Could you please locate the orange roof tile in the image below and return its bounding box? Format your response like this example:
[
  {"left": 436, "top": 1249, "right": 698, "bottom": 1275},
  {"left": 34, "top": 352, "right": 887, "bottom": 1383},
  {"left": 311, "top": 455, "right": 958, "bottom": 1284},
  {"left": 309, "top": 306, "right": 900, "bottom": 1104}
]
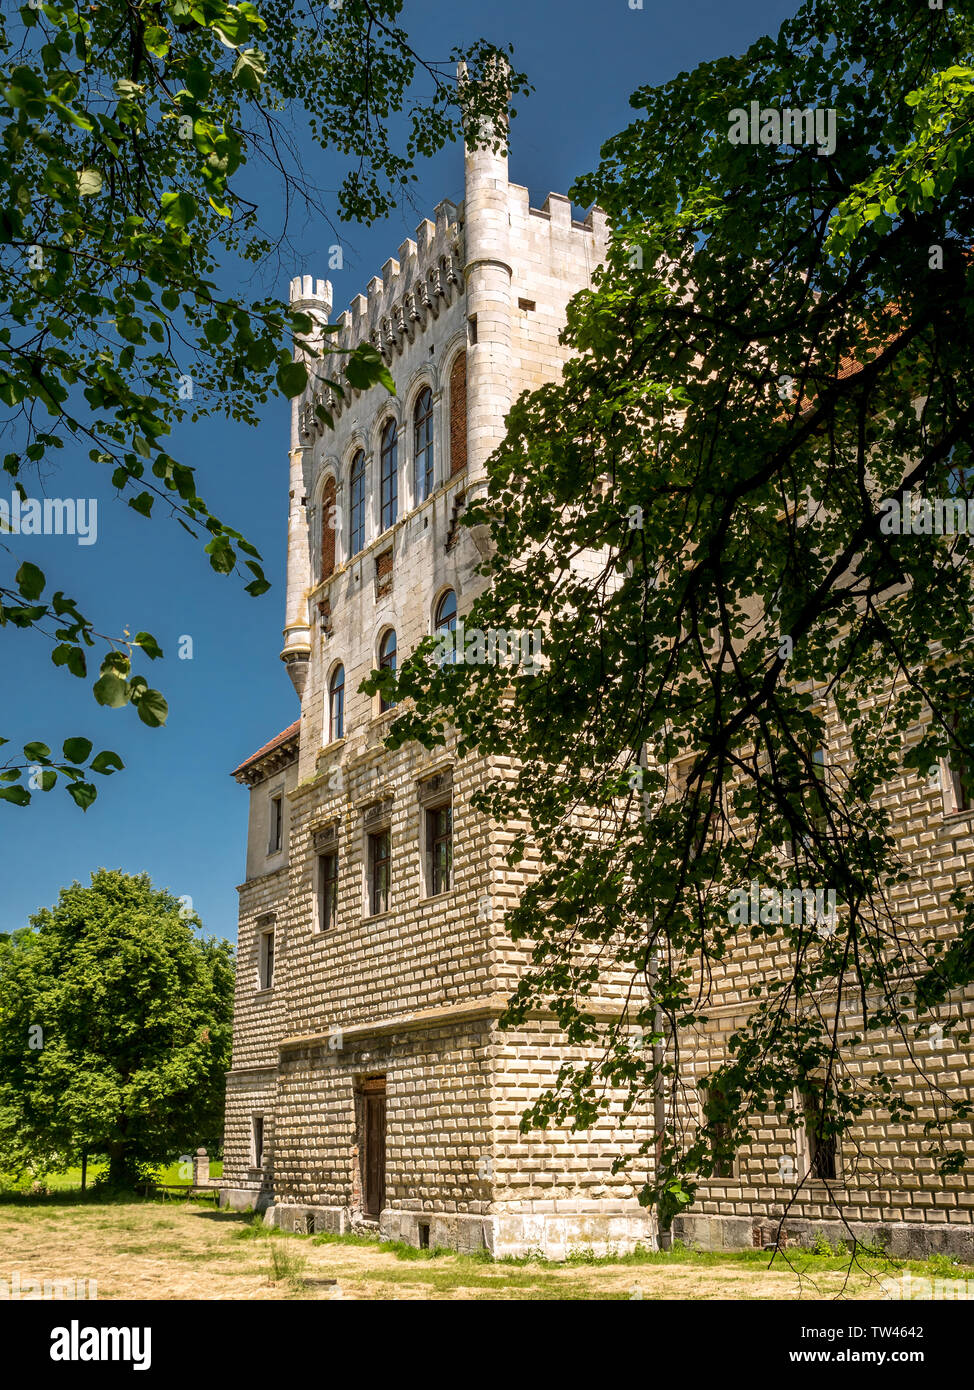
[{"left": 231, "top": 719, "right": 300, "bottom": 779}]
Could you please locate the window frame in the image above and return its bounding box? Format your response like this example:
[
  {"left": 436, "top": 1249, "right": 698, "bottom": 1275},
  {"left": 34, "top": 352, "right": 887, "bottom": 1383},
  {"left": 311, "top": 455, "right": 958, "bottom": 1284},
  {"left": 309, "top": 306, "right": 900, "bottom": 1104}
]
[
  {"left": 328, "top": 663, "right": 345, "bottom": 743},
  {"left": 379, "top": 419, "right": 398, "bottom": 532},
  {"left": 424, "top": 801, "right": 453, "bottom": 897},
  {"left": 413, "top": 386, "right": 434, "bottom": 504},
  {"left": 258, "top": 927, "right": 275, "bottom": 991},
  {"left": 316, "top": 850, "right": 339, "bottom": 933},
  {"left": 378, "top": 629, "right": 397, "bottom": 713},
  {"left": 268, "top": 793, "right": 283, "bottom": 856},
  {"left": 349, "top": 451, "right": 366, "bottom": 556},
  {"left": 798, "top": 1081, "right": 838, "bottom": 1182},
  {"left": 367, "top": 828, "right": 392, "bottom": 917}
]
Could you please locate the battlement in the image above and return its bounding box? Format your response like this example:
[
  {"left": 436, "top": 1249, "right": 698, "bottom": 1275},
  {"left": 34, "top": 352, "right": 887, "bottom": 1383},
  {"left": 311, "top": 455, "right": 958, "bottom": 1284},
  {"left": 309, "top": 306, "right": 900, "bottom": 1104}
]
[{"left": 295, "top": 200, "right": 463, "bottom": 439}]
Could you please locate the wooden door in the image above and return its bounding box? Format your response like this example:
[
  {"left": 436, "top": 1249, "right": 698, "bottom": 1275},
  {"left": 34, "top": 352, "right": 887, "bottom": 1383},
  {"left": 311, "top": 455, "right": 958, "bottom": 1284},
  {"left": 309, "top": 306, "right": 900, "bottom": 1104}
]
[{"left": 362, "top": 1080, "right": 386, "bottom": 1218}]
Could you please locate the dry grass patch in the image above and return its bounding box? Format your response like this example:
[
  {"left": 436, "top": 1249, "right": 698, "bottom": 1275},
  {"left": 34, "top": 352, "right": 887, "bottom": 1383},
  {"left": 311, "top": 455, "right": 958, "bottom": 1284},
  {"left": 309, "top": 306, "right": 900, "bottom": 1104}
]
[{"left": 0, "top": 1195, "right": 963, "bottom": 1300}]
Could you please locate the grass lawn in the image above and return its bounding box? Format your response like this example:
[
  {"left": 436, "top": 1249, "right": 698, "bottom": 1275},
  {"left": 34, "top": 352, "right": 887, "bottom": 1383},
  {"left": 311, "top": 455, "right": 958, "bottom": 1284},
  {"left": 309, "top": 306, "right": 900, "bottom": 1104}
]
[
  {"left": 29, "top": 1160, "right": 224, "bottom": 1191},
  {"left": 0, "top": 1192, "right": 968, "bottom": 1300}
]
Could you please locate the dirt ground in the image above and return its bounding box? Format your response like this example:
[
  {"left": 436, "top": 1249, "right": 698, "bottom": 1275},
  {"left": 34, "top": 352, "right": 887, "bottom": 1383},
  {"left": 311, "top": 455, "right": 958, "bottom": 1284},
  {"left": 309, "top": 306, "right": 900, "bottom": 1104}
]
[{"left": 0, "top": 1195, "right": 931, "bottom": 1300}]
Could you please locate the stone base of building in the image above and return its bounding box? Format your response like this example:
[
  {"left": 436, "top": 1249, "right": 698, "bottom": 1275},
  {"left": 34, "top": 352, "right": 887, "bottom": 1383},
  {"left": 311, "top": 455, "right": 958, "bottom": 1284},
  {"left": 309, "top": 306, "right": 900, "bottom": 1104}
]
[
  {"left": 219, "top": 1186, "right": 273, "bottom": 1214},
  {"left": 673, "top": 1213, "right": 974, "bottom": 1262},
  {"left": 263, "top": 1202, "right": 656, "bottom": 1259},
  {"left": 490, "top": 1211, "right": 657, "bottom": 1260}
]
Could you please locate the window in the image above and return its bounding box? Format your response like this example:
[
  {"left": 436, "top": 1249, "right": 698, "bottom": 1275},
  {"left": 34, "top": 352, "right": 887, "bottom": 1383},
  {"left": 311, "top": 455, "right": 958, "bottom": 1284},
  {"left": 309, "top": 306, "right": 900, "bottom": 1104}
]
[
  {"left": 434, "top": 589, "right": 457, "bottom": 665},
  {"left": 252, "top": 1115, "right": 264, "bottom": 1169},
  {"left": 368, "top": 830, "right": 391, "bottom": 916},
  {"left": 259, "top": 928, "right": 275, "bottom": 990},
  {"left": 328, "top": 664, "right": 345, "bottom": 743},
  {"left": 268, "top": 794, "right": 283, "bottom": 855},
  {"left": 380, "top": 419, "right": 398, "bottom": 531},
  {"left": 449, "top": 351, "right": 467, "bottom": 475},
  {"left": 947, "top": 712, "right": 974, "bottom": 812},
  {"left": 703, "top": 1086, "right": 735, "bottom": 1179},
  {"left": 413, "top": 387, "right": 434, "bottom": 503},
  {"left": 320, "top": 474, "right": 336, "bottom": 579},
  {"left": 378, "top": 629, "right": 397, "bottom": 713},
  {"left": 435, "top": 589, "right": 457, "bottom": 633},
  {"left": 317, "top": 852, "right": 338, "bottom": 933},
  {"left": 425, "top": 803, "right": 453, "bottom": 896},
  {"left": 800, "top": 1082, "right": 837, "bottom": 1181},
  {"left": 349, "top": 451, "right": 365, "bottom": 556}
]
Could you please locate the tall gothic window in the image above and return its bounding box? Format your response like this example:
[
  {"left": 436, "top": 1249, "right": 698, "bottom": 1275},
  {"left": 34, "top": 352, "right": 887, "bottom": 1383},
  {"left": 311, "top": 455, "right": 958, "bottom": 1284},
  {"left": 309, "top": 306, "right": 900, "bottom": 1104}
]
[
  {"left": 320, "top": 475, "right": 336, "bottom": 579},
  {"left": 349, "top": 451, "right": 365, "bottom": 555},
  {"left": 380, "top": 419, "right": 398, "bottom": 531},
  {"left": 328, "top": 664, "right": 345, "bottom": 742},
  {"left": 413, "top": 387, "right": 434, "bottom": 503},
  {"left": 378, "top": 628, "right": 397, "bottom": 713}
]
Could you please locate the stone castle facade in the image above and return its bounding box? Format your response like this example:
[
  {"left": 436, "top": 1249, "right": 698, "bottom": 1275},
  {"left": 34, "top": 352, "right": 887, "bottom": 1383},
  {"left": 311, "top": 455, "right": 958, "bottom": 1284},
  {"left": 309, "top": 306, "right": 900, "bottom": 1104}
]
[{"left": 220, "top": 129, "right": 974, "bottom": 1261}]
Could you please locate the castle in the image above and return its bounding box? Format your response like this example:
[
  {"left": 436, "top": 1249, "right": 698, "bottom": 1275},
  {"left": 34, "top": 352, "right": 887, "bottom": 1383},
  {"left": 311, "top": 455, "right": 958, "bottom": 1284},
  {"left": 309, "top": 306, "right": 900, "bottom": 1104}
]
[{"left": 219, "top": 127, "right": 974, "bottom": 1262}]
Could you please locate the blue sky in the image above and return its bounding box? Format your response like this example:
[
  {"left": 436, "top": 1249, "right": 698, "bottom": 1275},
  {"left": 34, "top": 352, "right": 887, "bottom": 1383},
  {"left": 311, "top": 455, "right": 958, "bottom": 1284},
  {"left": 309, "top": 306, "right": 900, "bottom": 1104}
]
[{"left": 0, "top": 0, "right": 798, "bottom": 943}]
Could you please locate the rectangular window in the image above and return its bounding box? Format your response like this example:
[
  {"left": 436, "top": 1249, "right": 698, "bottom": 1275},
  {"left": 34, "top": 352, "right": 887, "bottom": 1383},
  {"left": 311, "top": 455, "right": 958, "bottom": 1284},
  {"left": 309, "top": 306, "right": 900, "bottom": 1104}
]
[
  {"left": 368, "top": 830, "right": 391, "bottom": 916},
  {"left": 317, "top": 852, "right": 338, "bottom": 933},
  {"left": 950, "top": 756, "right": 974, "bottom": 813},
  {"left": 425, "top": 803, "right": 453, "bottom": 896},
  {"left": 268, "top": 793, "right": 283, "bottom": 854},
  {"left": 703, "top": 1086, "right": 735, "bottom": 1179},
  {"left": 946, "top": 714, "right": 974, "bottom": 812},
  {"left": 800, "top": 1083, "right": 837, "bottom": 1181},
  {"left": 259, "top": 928, "right": 275, "bottom": 990},
  {"left": 252, "top": 1115, "right": 264, "bottom": 1169}
]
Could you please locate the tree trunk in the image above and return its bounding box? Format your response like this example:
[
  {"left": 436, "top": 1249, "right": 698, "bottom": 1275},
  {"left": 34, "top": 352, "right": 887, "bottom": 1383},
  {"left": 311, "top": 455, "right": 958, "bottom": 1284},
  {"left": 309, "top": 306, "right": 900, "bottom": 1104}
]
[{"left": 80, "top": 1150, "right": 87, "bottom": 1192}]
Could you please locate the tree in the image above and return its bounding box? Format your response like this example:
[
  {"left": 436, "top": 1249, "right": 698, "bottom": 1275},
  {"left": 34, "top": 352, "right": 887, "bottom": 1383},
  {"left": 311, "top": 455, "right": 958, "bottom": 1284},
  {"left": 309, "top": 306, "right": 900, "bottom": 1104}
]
[
  {"left": 377, "top": 0, "right": 974, "bottom": 1241},
  {"left": 0, "top": 868, "right": 234, "bottom": 1189},
  {"left": 0, "top": 0, "right": 524, "bottom": 808}
]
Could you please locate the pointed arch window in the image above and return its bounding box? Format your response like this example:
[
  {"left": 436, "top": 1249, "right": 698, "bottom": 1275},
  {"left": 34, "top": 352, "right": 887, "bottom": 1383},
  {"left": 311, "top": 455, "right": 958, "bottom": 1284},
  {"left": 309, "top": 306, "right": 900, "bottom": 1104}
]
[
  {"left": 380, "top": 419, "right": 398, "bottom": 532},
  {"left": 328, "top": 664, "right": 345, "bottom": 743},
  {"left": 349, "top": 451, "right": 366, "bottom": 556},
  {"left": 378, "top": 628, "right": 397, "bottom": 713},
  {"left": 413, "top": 386, "right": 434, "bottom": 503}
]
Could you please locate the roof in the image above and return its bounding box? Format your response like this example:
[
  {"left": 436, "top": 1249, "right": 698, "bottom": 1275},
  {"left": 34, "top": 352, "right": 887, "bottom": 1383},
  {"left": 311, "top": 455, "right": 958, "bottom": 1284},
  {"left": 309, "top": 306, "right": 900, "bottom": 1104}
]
[{"left": 231, "top": 720, "right": 301, "bottom": 782}]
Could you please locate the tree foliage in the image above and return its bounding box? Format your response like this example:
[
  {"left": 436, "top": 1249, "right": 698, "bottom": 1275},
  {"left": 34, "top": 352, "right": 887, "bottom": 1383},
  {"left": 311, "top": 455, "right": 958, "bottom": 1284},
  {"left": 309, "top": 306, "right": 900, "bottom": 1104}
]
[
  {"left": 0, "top": 868, "right": 234, "bottom": 1189},
  {"left": 379, "top": 0, "right": 974, "bottom": 1233},
  {"left": 0, "top": 0, "right": 524, "bottom": 807}
]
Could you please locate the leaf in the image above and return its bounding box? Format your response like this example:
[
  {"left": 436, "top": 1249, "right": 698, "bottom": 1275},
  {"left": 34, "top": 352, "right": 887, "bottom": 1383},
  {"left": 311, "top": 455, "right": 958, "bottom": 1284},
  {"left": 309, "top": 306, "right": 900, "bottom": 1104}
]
[
  {"left": 77, "top": 168, "right": 103, "bottom": 197},
  {"left": 92, "top": 672, "right": 129, "bottom": 709},
  {"left": 160, "top": 190, "right": 197, "bottom": 230},
  {"left": 52, "top": 644, "right": 86, "bottom": 678},
  {"left": 232, "top": 49, "right": 266, "bottom": 91},
  {"left": 345, "top": 343, "right": 395, "bottom": 395},
  {"left": 62, "top": 737, "right": 93, "bottom": 764},
  {"left": 0, "top": 786, "right": 30, "bottom": 807},
  {"left": 90, "top": 750, "right": 124, "bottom": 775},
  {"left": 23, "top": 742, "right": 51, "bottom": 762},
  {"left": 66, "top": 781, "right": 97, "bottom": 812},
  {"left": 134, "top": 631, "right": 163, "bottom": 660},
  {"left": 135, "top": 689, "right": 169, "bottom": 728},
  {"left": 15, "top": 562, "right": 45, "bottom": 600},
  {"left": 128, "top": 491, "right": 154, "bottom": 517},
  {"left": 276, "top": 360, "right": 308, "bottom": 398}
]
